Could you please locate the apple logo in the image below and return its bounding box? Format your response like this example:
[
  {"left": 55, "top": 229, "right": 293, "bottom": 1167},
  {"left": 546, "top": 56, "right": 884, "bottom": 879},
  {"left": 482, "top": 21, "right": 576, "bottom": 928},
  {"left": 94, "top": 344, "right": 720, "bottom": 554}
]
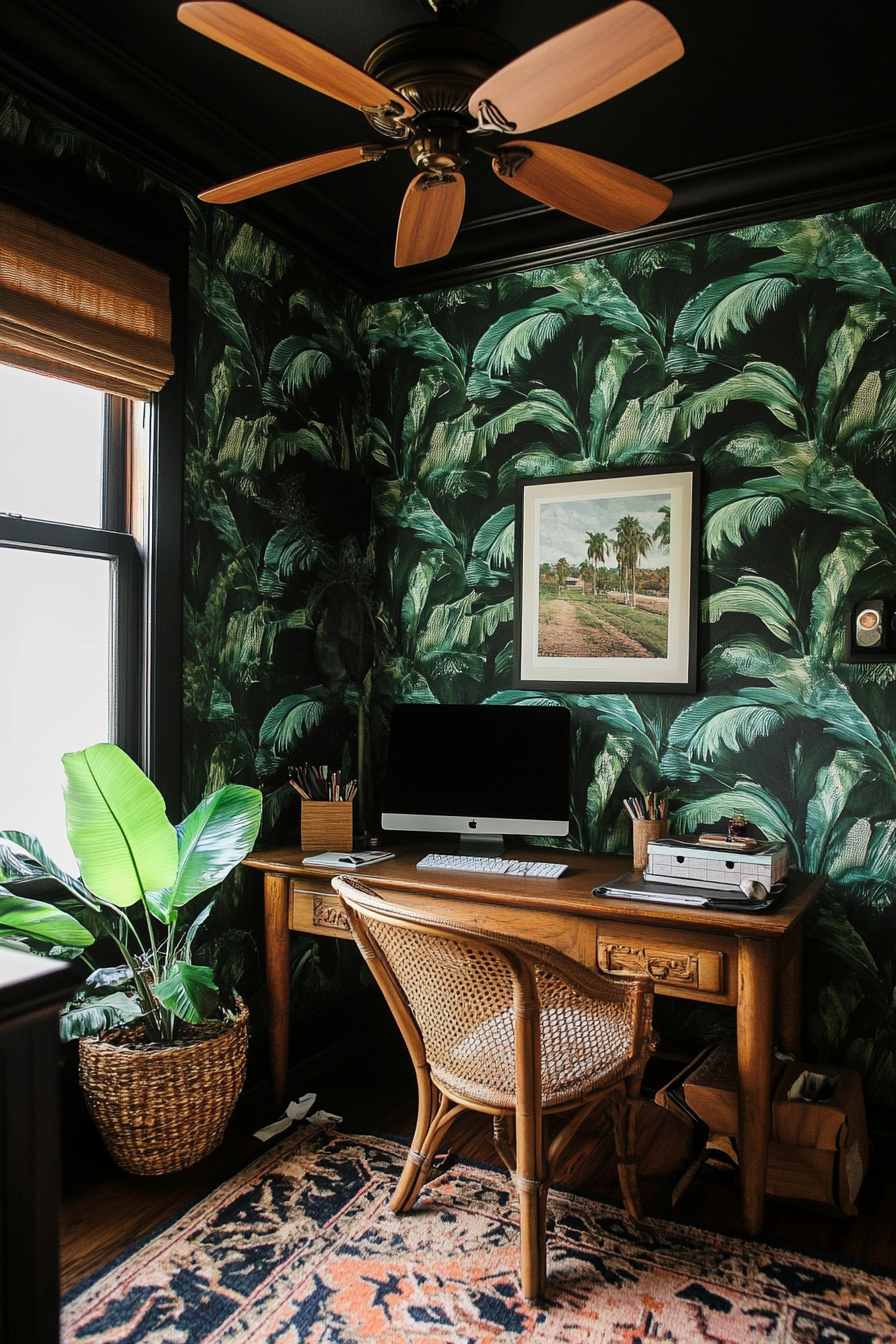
[{"left": 468, "top": 819, "right": 477, "bottom": 829}]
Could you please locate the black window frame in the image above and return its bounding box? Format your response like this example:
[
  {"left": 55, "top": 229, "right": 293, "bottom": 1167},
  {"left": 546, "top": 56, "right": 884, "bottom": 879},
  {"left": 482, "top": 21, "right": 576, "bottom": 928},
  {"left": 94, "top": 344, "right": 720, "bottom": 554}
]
[
  {"left": 0, "top": 508, "right": 142, "bottom": 762},
  {"left": 0, "top": 171, "right": 185, "bottom": 816}
]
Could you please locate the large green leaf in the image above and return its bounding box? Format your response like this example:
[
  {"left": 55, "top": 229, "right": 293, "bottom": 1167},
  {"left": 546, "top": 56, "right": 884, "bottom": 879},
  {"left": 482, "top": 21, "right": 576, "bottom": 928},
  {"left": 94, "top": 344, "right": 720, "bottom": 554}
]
[
  {"left": 269, "top": 336, "right": 333, "bottom": 394},
  {"left": 153, "top": 962, "right": 219, "bottom": 1024},
  {"left": 679, "top": 361, "right": 804, "bottom": 433},
  {"left": 417, "top": 591, "right": 480, "bottom": 657},
  {"left": 472, "top": 307, "right": 568, "bottom": 376},
  {"left": 183, "top": 900, "right": 214, "bottom": 962},
  {"left": 702, "top": 640, "right": 894, "bottom": 776},
  {"left": 815, "top": 302, "right": 881, "bottom": 441},
  {"left": 62, "top": 744, "right": 178, "bottom": 907},
  {"left": 580, "top": 696, "right": 659, "bottom": 764},
  {"left": 471, "top": 507, "right": 515, "bottom": 569},
  {"left": 259, "top": 689, "right": 331, "bottom": 756},
  {"left": 497, "top": 447, "right": 577, "bottom": 489},
  {"left": 667, "top": 696, "right": 788, "bottom": 760},
  {"left": 675, "top": 273, "right": 797, "bottom": 347},
  {"left": 804, "top": 750, "right": 869, "bottom": 871},
  {"left": 0, "top": 830, "right": 97, "bottom": 907},
  {"left": 703, "top": 490, "right": 789, "bottom": 556},
  {"left": 168, "top": 786, "right": 262, "bottom": 910},
  {"left": 584, "top": 734, "right": 633, "bottom": 848},
  {"left": 601, "top": 381, "right": 681, "bottom": 462},
  {"left": 0, "top": 890, "right": 94, "bottom": 947},
  {"left": 478, "top": 389, "right": 580, "bottom": 451},
  {"left": 59, "top": 992, "right": 145, "bottom": 1042},
  {"left": 702, "top": 576, "right": 801, "bottom": 646},
  {"left": 810, "top": 531, "right": 877, "bottom": 655},
  {"left": 477, "top": 596, "right": 514, "bottom": 639},
  {"left": 395, "top": 492, "right": 457, "bottom": 547}
]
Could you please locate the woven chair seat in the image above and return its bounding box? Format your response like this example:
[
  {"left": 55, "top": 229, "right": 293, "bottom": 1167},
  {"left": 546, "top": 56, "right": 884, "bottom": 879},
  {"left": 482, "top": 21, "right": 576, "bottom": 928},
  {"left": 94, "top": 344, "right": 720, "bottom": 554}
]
[{"left": 442, "top": 1003, "right": 634, "bottom": 1108}]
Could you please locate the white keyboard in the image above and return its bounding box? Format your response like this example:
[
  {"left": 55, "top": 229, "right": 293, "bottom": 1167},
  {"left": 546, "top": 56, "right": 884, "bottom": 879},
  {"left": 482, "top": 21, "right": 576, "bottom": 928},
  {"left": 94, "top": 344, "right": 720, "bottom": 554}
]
[{"left": 416, "top": 853, "right": 567, "bottom": 879}]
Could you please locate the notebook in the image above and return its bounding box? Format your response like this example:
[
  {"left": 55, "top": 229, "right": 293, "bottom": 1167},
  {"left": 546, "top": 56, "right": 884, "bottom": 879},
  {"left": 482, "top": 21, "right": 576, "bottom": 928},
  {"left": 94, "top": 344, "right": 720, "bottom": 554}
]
[{"left": 302, "top": 850, "right": 395, "bottom": 868}]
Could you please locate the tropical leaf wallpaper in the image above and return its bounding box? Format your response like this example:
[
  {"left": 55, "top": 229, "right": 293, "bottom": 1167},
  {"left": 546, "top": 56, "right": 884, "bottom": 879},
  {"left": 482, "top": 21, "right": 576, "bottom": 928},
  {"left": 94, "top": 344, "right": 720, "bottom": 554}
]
[
  {"left": 3, "top": 86, "right": 895, "bottom": 1100},
  {"left": 362, "top": 219, "right": 896, "bottom": 1102}
]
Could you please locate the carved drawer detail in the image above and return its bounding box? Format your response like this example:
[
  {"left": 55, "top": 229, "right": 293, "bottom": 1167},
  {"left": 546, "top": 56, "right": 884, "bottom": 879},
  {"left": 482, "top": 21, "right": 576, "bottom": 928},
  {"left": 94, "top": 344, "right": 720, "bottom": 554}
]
[
  {"left": 598, "top": 938, "right": 723, "bottom": 993},
  {"left": 312, "top": 896, "right": 351, "bottom": 932}
]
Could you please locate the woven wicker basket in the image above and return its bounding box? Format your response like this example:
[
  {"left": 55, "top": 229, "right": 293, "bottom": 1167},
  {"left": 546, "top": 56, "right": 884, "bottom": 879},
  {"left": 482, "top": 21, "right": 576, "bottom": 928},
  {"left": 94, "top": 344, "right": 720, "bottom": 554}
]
[{"left": 78, "top": 999, "right": 249, "bottom": 1176}]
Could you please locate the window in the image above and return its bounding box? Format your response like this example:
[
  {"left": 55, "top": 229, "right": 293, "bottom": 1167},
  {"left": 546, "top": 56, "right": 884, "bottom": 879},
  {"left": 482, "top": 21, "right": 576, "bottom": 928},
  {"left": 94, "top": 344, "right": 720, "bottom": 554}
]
[
  {"left": 0, "top": 197, "right": 182, "bottom": 858},
  {"left": 0, "top": 365, "right": 144, "bottom": 867}
]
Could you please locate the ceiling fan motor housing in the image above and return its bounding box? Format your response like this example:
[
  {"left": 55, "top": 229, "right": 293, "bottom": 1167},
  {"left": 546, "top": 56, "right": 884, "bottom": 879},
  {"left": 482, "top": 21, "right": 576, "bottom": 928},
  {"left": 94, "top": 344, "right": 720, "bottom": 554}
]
[
  {"left": 365, "top": 22, "right": 516, "bottom": 122},
  {"left": 364, "top": 22, "right": 517, "bottom": 174},
  {"left": 405, "top": 117, "right": 468, "bottom": 173}
]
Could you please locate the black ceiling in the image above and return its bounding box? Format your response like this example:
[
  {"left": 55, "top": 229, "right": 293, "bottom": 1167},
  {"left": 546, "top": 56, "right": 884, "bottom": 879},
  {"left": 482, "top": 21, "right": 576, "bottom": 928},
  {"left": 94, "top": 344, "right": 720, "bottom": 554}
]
[{"left": 2, "top": 0, "right": 895, "bottom": 296}]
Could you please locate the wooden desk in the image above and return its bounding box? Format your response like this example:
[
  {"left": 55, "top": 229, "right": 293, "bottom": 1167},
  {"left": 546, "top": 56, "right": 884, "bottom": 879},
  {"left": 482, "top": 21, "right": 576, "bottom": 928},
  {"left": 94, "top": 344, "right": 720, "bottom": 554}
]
[{"left": 244, "top": 845, "right": 824, "bottom": 1237}]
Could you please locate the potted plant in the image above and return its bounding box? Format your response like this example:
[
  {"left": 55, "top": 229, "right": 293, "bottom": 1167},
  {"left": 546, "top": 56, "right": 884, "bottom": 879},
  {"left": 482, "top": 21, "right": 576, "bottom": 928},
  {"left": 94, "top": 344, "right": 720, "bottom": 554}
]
[{"left": 0, "top": 742, "right": 262, "bottom": 1175}]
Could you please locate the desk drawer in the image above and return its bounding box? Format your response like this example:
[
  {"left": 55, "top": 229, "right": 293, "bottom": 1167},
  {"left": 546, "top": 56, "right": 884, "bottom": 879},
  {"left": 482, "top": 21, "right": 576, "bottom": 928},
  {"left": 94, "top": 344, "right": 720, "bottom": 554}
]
[
  {"left": 289, "top": 879, "right": 596, "bottom": 965},
  {"left": 290, "top": 880, "right": 355, "bottom": 940},
  {"left": 597, "top": 921, "right": 734, "bottom": 1003}
]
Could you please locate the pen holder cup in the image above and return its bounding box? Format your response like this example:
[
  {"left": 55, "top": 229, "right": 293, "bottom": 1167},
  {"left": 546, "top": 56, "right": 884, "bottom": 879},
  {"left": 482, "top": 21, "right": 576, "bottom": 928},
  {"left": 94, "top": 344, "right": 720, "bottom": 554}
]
[
  {"left": 632, "top": 818, "right": 668, "bottom": 870},
  {"left": 301, "top": 801, "right": 354, "bottom": 852}
]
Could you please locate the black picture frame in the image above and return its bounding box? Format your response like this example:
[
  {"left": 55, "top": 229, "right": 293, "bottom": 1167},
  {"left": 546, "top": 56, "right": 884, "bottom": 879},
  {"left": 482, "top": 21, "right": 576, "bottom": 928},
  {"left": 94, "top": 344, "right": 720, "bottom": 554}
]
[{"left": 513, "top": 465, "right": 699, "bottom": 694}]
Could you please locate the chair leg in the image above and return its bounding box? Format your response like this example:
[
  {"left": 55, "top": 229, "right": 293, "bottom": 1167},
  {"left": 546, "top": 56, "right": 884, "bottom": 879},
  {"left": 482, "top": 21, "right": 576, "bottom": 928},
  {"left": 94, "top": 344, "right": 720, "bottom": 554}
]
[
  {"left": 515, "top": 1102, "right": 548, "bottom": 1303},
  {"left": 517, "top": 1173, "right": 548, "bottom": 1303},
  {"left": 495, "top": 1104, "right": 555, "bottom": 1296},
  {"left": 391, "top": 1090, "right": 463, "bottom": 1213},
  {"left": 611, "top": 1076, "right": 643, "bottom": 1221},
  {"left": 491, "top": 1114, "right": 516, "bottom": 1175},
  {"left": 391, "top": 1068, "right": 438, "bottom": 1211}
]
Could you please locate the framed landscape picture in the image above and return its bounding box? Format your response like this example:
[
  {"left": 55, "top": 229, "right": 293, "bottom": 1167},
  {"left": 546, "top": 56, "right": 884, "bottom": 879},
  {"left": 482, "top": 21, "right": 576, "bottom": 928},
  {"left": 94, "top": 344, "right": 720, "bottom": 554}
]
[{"left": 513, "top": 466, "right": 699, "bottom": 694}]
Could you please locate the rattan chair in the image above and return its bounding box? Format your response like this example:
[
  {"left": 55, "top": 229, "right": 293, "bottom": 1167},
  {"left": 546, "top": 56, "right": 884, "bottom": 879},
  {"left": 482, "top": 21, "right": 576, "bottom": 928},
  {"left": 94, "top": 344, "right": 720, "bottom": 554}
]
[{"left": 332, "top": 875, "right": 656, "bottom": 1302}]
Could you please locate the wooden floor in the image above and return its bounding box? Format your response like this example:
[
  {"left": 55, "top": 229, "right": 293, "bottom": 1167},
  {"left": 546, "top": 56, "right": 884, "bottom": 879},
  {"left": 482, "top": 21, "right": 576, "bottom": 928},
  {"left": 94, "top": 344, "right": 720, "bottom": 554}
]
[{"left": 61, "top": 1011, "right": 896, "bottom": 1296}]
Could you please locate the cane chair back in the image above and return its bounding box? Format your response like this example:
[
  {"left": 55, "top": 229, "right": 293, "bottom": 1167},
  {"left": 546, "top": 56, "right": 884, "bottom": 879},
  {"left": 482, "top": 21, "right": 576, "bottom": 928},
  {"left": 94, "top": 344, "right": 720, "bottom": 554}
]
[
  {"left": 367, "top": 914, "right": 642, "bottom": 1109},
  {"left": 332, "top": 875, "right": 655, "bottom": 1302}
]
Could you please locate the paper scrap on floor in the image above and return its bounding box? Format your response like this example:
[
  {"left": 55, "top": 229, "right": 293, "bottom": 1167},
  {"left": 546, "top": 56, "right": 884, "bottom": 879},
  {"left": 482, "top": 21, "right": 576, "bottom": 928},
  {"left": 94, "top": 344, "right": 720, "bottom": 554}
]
[{"left": 254, "top": 1093, "right": 343, "bottom": 1142}]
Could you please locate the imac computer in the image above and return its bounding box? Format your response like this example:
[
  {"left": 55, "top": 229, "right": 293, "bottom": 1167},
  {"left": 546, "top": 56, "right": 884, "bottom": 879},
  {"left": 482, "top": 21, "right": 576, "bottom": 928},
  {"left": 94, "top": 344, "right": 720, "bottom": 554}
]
[{"left": 381, "top": 703, "right": 570, "bottom": 856}]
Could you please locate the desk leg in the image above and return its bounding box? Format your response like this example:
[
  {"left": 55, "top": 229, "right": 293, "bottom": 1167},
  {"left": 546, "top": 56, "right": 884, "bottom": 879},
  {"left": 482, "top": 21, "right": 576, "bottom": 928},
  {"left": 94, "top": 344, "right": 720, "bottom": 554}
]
[
  {"left": 776, "top": 929, "right": 803, "bottom": 1060},
  {"left": 264, "top": 872, "right": 291, "bottom": 1109},
  {"left": 737, "top": 937, "right": 775, "bottom": 1237}
]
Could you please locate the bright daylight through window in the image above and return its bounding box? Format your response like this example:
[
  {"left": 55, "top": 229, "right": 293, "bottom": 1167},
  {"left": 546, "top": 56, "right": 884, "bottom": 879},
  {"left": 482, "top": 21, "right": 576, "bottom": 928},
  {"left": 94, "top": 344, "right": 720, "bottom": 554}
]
[{"left": 0, "top": 364, "right": 142, "bottom": 868}]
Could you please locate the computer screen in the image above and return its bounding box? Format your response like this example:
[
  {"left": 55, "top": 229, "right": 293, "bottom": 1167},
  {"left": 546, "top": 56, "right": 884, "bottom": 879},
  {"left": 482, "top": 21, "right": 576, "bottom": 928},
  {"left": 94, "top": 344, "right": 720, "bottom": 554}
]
[{"left": 381, "top": 703, "right": 571, "bottom": 855}]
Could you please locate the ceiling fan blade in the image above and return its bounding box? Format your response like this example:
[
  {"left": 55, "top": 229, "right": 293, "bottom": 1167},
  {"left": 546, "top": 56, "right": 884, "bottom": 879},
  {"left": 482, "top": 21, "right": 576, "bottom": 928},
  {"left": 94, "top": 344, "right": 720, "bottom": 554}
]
[
  {"left": 469, "top": 1, "right": 683, "bottom": 135},
  {"left": 198, "top": 144, "right": 386, "bottom": 205},
  {"left": 178, "top": 2, "right": 415, "bottom": 120},
  {"left": 493, "top": 141, "right": 672, "bottom": 232},
  {"left": 394, "top": 173, "right": 466, "bottom": 268}
]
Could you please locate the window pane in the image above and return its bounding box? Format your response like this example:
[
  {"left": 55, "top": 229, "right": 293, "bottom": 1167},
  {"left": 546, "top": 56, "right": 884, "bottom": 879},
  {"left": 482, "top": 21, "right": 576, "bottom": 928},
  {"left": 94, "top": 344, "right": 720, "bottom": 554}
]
[
  {"left": 0, "top": 365, "right": 105, "bottom": 527},
  {"left": 0, "top": 547, "right": 113, "bottom": 870}
]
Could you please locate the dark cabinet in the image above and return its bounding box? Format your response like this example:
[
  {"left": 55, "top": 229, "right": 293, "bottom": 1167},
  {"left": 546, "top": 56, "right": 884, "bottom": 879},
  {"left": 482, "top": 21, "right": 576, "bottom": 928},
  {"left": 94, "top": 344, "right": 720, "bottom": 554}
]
[{"left": 0, "top": 948, "right": 82, "bottom": 1344}]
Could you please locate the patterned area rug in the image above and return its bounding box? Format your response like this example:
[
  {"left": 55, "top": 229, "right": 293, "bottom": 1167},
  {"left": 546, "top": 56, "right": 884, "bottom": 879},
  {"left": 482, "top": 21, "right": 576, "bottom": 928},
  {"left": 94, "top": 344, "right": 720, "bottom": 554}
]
[{"left": 63, "top": 1131, "right": 896, "bottom": 1343}]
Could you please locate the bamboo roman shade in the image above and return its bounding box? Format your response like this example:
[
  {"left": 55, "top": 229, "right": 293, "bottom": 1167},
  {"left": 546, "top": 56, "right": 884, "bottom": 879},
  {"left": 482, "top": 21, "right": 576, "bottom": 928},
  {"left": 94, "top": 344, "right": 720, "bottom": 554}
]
[{"left": 0, "top": 202, "right": 174, "bottom": 400}]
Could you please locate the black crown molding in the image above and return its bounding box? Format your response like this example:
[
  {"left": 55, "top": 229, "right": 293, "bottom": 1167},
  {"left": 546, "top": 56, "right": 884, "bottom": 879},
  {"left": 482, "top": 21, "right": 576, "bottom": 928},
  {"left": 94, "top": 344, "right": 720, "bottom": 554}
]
[{"left": 406, "top": 119, "right": 896, "bottom": 298}]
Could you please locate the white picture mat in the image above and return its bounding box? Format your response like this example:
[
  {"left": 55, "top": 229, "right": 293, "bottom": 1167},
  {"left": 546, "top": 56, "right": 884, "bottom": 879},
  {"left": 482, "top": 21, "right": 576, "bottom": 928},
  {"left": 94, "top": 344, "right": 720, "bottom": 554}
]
[{"left": 517, "top": 471, "right": 695, "bottom": 687}]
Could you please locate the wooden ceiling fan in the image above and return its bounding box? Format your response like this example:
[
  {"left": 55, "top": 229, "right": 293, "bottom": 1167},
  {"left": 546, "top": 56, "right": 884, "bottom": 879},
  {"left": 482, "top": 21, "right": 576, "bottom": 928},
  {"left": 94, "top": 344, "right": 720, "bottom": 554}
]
[{"left": 178, "top": 0, "right": 684, "bottom": 267}]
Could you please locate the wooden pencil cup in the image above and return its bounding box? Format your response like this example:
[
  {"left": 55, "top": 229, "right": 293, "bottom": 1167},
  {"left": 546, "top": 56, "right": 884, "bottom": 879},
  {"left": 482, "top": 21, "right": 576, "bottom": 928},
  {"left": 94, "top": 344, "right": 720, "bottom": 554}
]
[
  {"left": 632, "top": 818, "right": 668, "bottom": 870},
  {"left": 301, "top": 801, "right": 353, "bottom": 852}
]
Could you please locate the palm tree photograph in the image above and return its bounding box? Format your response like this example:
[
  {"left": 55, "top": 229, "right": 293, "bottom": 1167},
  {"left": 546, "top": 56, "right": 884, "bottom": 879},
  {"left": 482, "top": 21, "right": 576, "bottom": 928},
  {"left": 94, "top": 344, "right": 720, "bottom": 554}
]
[
  {"left": 537, "top": 494, "right": 670, "bottom": 660},
  {"left": 515, "top": 469, "right": 698, "bottom": 693}
]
